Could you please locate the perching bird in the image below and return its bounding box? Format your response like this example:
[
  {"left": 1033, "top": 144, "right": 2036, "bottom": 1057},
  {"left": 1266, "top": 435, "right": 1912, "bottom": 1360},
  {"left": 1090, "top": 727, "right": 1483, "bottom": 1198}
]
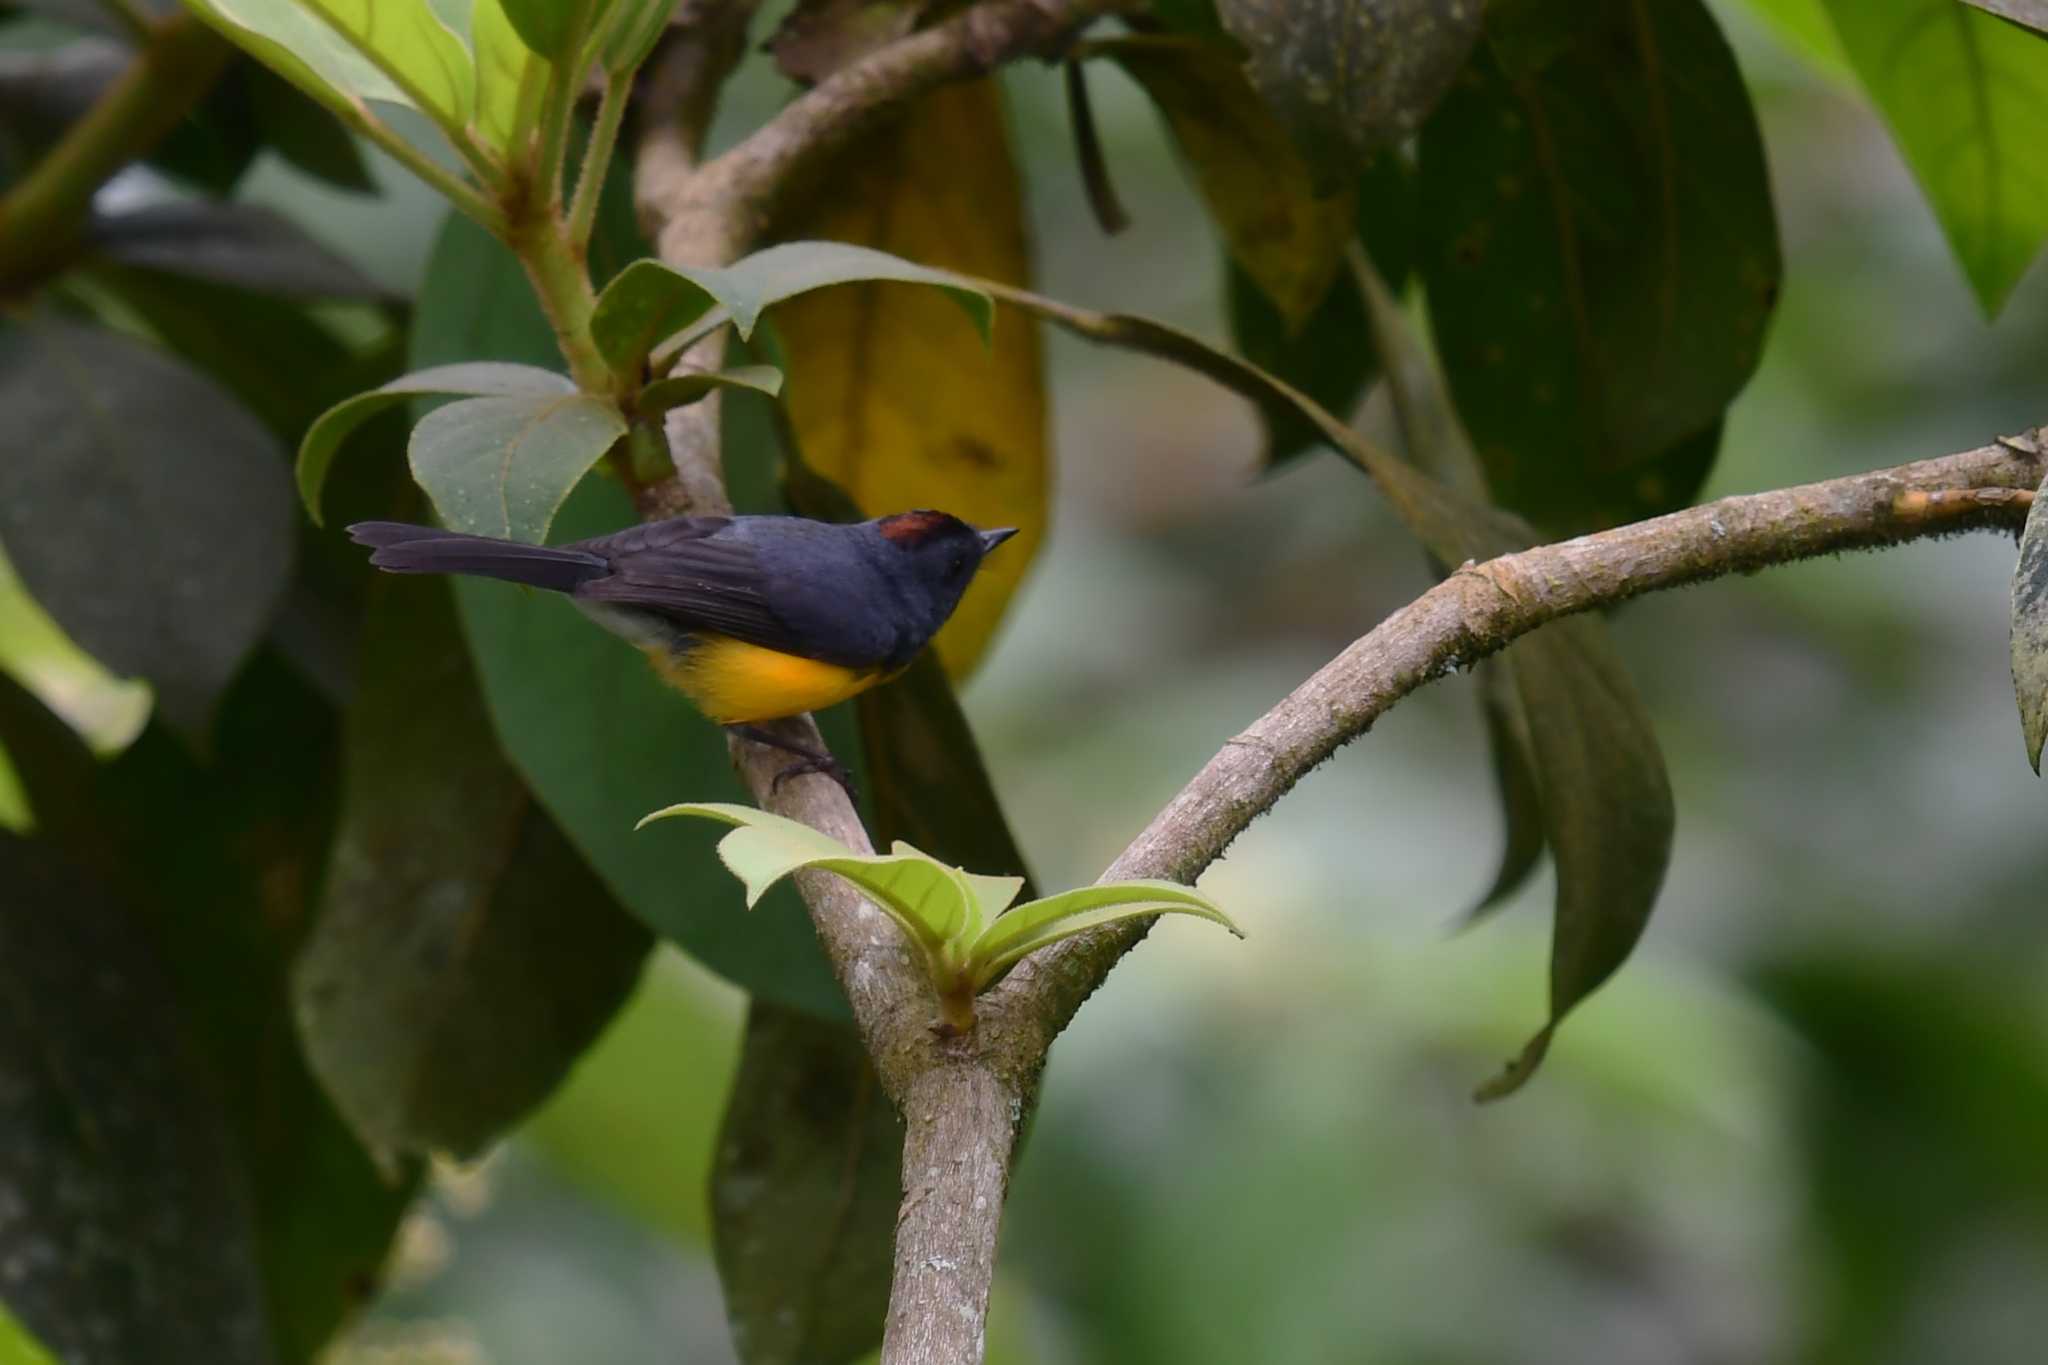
[{"left": 349, "top": 511, "right": 1017, "bottom": 790}]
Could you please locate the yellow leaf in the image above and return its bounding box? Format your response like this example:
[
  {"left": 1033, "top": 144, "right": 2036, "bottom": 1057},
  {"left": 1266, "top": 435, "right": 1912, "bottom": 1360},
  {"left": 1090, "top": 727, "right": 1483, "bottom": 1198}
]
[
  {"left": 772, "top": 79, "right": 1047, "bottom": 678},
  {"left": 1096, "top": 34, "right": 1353, "bottom": 327}
]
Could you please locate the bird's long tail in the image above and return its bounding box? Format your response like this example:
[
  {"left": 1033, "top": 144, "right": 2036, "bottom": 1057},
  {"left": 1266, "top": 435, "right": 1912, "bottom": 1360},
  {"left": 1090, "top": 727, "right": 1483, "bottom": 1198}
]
[{"left": 348, "top": 521, "right": 608, "bottom": 594}]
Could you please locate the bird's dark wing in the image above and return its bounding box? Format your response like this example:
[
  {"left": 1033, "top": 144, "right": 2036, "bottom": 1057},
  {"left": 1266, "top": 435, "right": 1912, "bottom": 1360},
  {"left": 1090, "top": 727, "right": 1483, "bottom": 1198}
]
[{"left": 568, "top": 517, "right": 821, "bottom": 658}]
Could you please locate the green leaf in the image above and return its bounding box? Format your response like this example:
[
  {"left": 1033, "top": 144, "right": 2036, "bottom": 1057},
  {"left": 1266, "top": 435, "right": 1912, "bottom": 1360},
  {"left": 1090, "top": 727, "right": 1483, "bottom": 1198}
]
[
  {"left": 597, "top": 244, "right": 995, "bottom": 377},
  {"left": 0, "top": 835, "right": 274, "bottom": 1365},
  {"left": 471, "top": 0, "right": 541, "bottom": 156},
  {"left": 250, "top": 64, "right": 377, "bottom": 192},
  {"left": 0, "top": 316, "right": 293, "bottom": 736},
  {"left": 1217, "top": 0, "right": 1480, "bottom": 189},
  {"left": 1474, "top": 614, "right": 1675, "bottom": 1100},
  {"left": 87, "top": 201, "right": 386, "bottom": 298},
  {"left": 1963, "top": 0, "right": 2048, "bottom": 35},
  {"left": 297, "top": 361, "right": 576, "bottom": 523},
  {"left": 502, "top": 0, "right": 603, "bottom": 59},
  {"left": 1821, "top": 0, "right": 2048, "bottom": 314},
  {"left": 408, "top": 390, "right": 629, "bottom": 542},
  {"left": 294, "top": 572, "right": 651, "bottom": 1163},
  {"left": 2010, "top": 469, "right": 2048, "bottom": 771},
  {"left": 596, "top": 0, "right": 671, "bottom": 73},
  {"left": 448, "top": 479, "right": 847, "bottom": 1015},
  {"left": 637, "top": 363, "right": 785, "bottom": 416},
  {"left": 1736, "top": 0, "right": 1854, "bottom": 79},
  {"left": 1418, "top": 0, "right": 1780, "bottom": 535},
  {"left": 0, "top": 663, "right": 416, "bottom": 1361},
  {"left": 0, "top": 1302, "right": 58, "bottom": 1365},
  {"left": 192, "top": 0, "right": 410, "bottom": 117},
  {"left": 710, "top": 1001, "right": 903, "bottom": 1365},
  {"left": 1092, "top": 34, "right": 1354, "bottom": 328},
  {"left": 969, "top": 880, "right": 1241, "bottom": 989},
  {"left": 297, "top": 0, "right": 475, "bottom": 131},
  {"left": 638, "top": 801, "right": 975, "bottom": 956}
]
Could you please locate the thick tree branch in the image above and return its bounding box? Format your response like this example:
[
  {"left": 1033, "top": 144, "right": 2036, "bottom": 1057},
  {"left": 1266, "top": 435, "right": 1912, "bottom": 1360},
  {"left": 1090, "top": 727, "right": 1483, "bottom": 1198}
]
[{"left": 980, "top": 434, "right": 2046, "bottom": 1051}]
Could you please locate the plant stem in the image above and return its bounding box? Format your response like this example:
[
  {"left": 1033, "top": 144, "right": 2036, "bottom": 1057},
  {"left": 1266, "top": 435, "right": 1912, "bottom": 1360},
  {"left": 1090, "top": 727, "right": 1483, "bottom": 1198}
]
[
  {"left": 534, "top": 57, "right": 578, "bottom": 213},
  {"left": 0, "top": 13, "right": 232, "bottom": 289},
  {"left": 515, "top": 217, "right": 610, "bottom": 392},
  {"left": 568, "top": 72, "right": 632, "bottom": 250}
]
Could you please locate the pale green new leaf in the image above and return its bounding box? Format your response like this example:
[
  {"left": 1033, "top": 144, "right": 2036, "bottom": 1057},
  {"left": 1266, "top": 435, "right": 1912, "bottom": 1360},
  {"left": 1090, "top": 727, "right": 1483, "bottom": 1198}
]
[
  {"left": 301, "top": 0, "right": 475, "bottom": 132},
  {"left": 470, "top": 0, "right": 539, "bottom": 155},
  {"left": 297, "top": 362, "right": 575, "bottom": 524},
  {"left": 193, "top": 0, "right": 405, "bottom": 118},
  {"left": 595, "top": 0, "right": 671, "bottom": 73},
  {"left": 637, "top": 803, "right": 973, "bottom": 955},
  {"left": 1821, "top": 0, "right": 2048, "bottom": 314},
  {"left": 969, "top": 880, "right": 1241, "bottom": 988}
]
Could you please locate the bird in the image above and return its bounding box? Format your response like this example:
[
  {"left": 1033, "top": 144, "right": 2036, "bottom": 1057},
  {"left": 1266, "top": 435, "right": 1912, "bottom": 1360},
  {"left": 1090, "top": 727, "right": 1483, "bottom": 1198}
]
[{"left": 348, "top": 510, "right": 1018, "bottom": 793}]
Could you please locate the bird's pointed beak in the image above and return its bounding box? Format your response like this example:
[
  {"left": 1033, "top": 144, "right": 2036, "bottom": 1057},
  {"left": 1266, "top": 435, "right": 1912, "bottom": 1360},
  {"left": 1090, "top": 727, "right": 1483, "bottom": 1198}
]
[{"left": 978, "top": 527, "right": 1019, "bottom": 554}]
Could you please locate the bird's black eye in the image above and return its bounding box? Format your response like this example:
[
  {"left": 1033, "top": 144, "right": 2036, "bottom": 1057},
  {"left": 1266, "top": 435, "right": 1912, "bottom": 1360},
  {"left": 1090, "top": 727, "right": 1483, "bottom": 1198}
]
[{"left": 949, "top": 555, "right": 968, "bottom": 577}]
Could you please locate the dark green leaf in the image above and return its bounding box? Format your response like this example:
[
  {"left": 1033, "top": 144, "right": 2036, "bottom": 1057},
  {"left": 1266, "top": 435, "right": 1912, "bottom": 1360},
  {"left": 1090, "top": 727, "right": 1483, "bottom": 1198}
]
[
  {"left": 0, "top": 663, "right": 415, "bottom": 1360},
  {"left": 83, "top": 263, "right": 385, "bottom": 439},
  {"left": 1418, "top": 0, "right": 1779, "bottom": 535},
  {"left": 1474, "top": 614, "right": 1674, "bottom": 1100},
  {"left": 0, "top": 316, "right": 293, "bottom": 735},
  {"left": 1148, "top": 0, "right": 1229, "bottom": 39},
  {"left": 0, "top": 38, "right": 127, "bottom": 165},
  {"left": 447, "top": 477, "right": 848, "bottom": 1015},
  {"left": 711, "top": 1000, "right": 903, "bottom": 1365},
  {"left": 500, "top": 0, "right": 601, "bottom": 59},
  {"left": 297, "top": 360, "right": 577, "bottom": 524},
  {"left": 1466, "top": 655, "right": 1546, "bottom": 918},
  {"left": 589, "top": 257, "right": 718, "bottom": 377},
  {"left": 1824, "top": 0, "right": 2048, "bottom": 314},
  {"left": 295, "top": 570, "right": 651, "bottom": 1162},
  {"left": 5, "top": 0, "right": 172, "bottom": 38},
  {"left": 1092, "top": 34, "right": 1354, "bottom": 328},
  {"left": 408, "top": 390, "right": 628, "bottom": 542},
  {"left": 88, "top": 201, "right": 385, "bottom": 297},
  {"left": 0, "top": 835, "right": 275, "bottom": 1365},
  {"left": 2010, "top": 469, "right": 2048, "bottom": 771},
  {"left": 636, "top": 363, "right": 784, "bottom": 417},
  {"left": 249, "top": 63, "right": 376, "bottom": 191},
  {"left": 1218, "top": 0, "right": 1480, "bottom": 190}
]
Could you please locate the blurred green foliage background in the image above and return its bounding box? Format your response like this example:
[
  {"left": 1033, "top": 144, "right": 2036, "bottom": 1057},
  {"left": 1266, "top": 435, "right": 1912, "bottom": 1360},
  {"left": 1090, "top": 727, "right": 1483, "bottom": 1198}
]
[{"left": 8, "top": 1, "right": 2048, "bottom": 1361}]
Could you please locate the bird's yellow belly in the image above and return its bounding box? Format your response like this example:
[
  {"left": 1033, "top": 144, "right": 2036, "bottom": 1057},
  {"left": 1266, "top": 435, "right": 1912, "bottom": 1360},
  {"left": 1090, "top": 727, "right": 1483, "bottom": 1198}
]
[{"left": 646, "top": 636, "right": 891, "bottom": 724}]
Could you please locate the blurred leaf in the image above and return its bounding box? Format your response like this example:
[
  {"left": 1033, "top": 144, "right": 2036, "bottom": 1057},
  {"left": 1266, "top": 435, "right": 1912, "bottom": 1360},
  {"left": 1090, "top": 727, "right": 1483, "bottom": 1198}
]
[
  {"left": 0, "top": 1302, "right": 58, "bottom": 1365},
  {"left": 1964, "top": 0, "right": 2048, "bottom": 34},
  {"left": 0, "top": 315, "right": 293, "bottom": 735},
  {"left": 0, "top": 835, "right": 275, "bottom": 1365},
  {"left": 594, "top": 0, "right": 670, "bottom": 74},
  {"left": 409, "top": 390, "right": 629, "bottom": 541},
  {"left": 711, "top": 1000, "right": 904, "bottom": 1365},
  {"left": 1737, "top": 0, "right": 1853, "bottom": 78},
  {"left": 85, "top": 262, "right": 380, "bottom": 439},
  {"left": 1418, "top": 0, "right": 1779, "bottom": 534},
  {"left": 1228, "top": 150, "right": 1416, "bottom": 464},
  {"left": 2010, "top": 470, "right": 2048, "bottom": 771},
  {"left": 593, "top": 242, "right": 994, "bottom": 377},
  {"left": 250, "top": 63, "right": 375, "bottom": 191},
  {"left": 770, "top": 0, "right": 927, "bottom": 84},
  {"left": 1474, "top": 615, "right": 1675, "bottom": 1100},
  {"left": 449, "top": 479, "right": 849, "bottom": 1015},
  {"left": 1148, "top": 0, "right": 1229, "bottom": 38},
  {"left": 1218, "top": 0, "right": 1480, "bottom": 189},
  {"left": 1821, "top": 0, "right": 2048, "bottom": 315},
  {"left": 471, "top": 0, "right": 539, "bottom": 156},
  {"left": 636, "top": 362, "right": 784, "bottom": 417},
  {"left": 1094, "top": 33, "right": 1353, "bottom": 326},
  {"left": 771, "top": 79, "right": 1045, "bottom": 676},
  {"left": 87, "top": 200, "right": 385, "bottom": 296},
  {"left": 1467, "top": 654, "right": 1545, "bottom": 917},
  {"left": 501, "top": 0, "right": 601, "bottom": 60},
  {"left": 0, "top": 663, "right": 415, "bottom": 1361},
  {"left": 298, "top": 361, "right": 576, "bottom": 521},
  {"left": 4, "top": 0, "right": 173, "bottom": 38},
  {"left": 295, "top": 571, "right": 651, "bottom": 1163}
]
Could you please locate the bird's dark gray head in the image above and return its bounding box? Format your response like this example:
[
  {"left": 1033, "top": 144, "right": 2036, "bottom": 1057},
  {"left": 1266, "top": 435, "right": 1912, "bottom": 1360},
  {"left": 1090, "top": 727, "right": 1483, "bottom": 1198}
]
[{"left": 871, "top": 510, "right": 1017, "bottom": 641}]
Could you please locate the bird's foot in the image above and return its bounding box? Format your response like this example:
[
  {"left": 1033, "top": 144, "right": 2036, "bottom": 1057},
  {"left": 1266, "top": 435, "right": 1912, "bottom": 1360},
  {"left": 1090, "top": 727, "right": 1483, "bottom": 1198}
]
[{"left": 727, "top": 724, "right": 858, "bottom": 802}]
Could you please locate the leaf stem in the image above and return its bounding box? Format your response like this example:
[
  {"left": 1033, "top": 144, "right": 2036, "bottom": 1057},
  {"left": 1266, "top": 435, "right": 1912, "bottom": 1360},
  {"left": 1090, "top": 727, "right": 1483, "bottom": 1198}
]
[
  {"left": 0, "top": 13, "right": 232, "bottom": 290},
  {"left": 534, "top": 58, "right": 579, "bottom": 211},
  {"left": 568, "top": 71, "right": 632, "bottom": 250}
]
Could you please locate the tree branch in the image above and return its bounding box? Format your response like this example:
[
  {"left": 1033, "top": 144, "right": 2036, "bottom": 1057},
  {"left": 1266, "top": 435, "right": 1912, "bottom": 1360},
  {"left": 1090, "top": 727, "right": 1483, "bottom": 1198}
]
[{"left": 979, "top": 434, "right": 2046, "bottom": 1051}]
